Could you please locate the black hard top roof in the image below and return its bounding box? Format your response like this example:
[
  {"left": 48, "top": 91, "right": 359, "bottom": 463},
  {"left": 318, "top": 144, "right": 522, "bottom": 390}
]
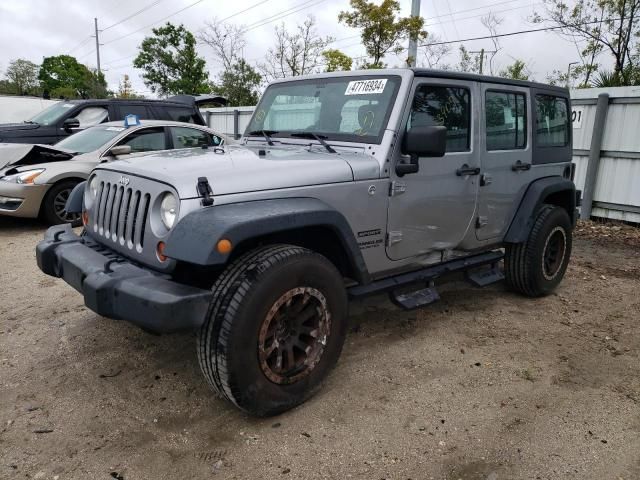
[{"left": 411, "top": 68, "right": 569, "bottom": 95}]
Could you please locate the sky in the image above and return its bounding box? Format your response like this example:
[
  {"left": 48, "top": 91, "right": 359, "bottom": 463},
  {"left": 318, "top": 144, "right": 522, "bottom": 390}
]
[{"left": 0, "top": 0, "right": 603, "bottom": 98}]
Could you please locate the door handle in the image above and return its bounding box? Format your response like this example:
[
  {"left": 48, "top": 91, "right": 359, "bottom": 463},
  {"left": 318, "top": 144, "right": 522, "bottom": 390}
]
[
  {"left": 456, "top": 164, "right": 481, "bottom": 176},
  {"left": 512, "top": 160, "right": 531, "bottom": 171}
]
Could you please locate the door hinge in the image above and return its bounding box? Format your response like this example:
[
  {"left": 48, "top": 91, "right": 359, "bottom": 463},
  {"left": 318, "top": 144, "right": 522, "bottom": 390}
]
[
  {"left": 386, "top": 231, "right": 403, "bottom": 246},
  {"left": 389, "top": 180, "right": 406, "bottom": 197},
  {"left": 476, "top": 216, "right": 488, "bottom": 228}
]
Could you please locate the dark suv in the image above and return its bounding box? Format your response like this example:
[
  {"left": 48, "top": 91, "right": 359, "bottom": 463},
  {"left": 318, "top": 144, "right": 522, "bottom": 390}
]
[{"left": 0, "top": 95, "right": 224, "bottom": 144}]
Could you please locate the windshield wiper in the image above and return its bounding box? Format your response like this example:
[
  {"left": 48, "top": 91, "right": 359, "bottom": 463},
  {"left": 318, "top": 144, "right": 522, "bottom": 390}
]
[
  {"left": 247, "top": 129, "right": 278, "bottom": 146},
  {"left": 290, "top": 132, "right": 337, "bottom": 154}
]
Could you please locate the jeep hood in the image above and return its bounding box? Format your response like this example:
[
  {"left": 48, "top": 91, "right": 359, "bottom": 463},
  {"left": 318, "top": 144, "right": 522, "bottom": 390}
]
[
  {"left": 99, "top": 144, "right": 381, "bottom": 198},
  {"left": 0, "top": 143, "right": 75, "bottom": 170}
]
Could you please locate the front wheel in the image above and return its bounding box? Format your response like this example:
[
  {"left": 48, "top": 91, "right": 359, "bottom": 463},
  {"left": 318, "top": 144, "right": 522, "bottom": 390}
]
[
  {"left": 197, "top": 244, "right": 348, "bottom": 416},
  {"left": 505, "top": 204, "right": 573, "bottom": 297}
]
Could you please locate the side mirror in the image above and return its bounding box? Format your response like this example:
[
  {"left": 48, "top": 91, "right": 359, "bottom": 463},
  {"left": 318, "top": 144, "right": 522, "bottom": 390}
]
[
  {"left": 396, "top": 125, "right": 447, "bottom": 177},
  {"left": 62, "top": 117, "right": 80, "bottom": 132},
  {"left": 108, "top": 145, "right": 132, "bottom": 157}
]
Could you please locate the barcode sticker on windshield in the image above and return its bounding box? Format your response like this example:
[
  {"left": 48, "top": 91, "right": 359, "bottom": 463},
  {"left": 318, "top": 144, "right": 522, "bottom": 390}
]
[{"left": 345, "top": 79, "right": 387, "bottom": 95}]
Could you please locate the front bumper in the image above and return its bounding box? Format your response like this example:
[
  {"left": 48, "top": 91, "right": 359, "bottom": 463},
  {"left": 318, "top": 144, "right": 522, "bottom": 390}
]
[
  {"left": 0, "top": 182, "right": 48, "bottom": 218},
  {"left": 36, "top": 224, "right": 212, "bottom": 333}
]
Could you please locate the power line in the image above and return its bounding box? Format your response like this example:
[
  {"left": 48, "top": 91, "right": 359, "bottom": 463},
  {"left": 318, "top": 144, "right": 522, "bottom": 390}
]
[
  {"left": 102, "top": 0, "right": 167, "bottom": 31},
  {"left": 102, "top": 0, "right": 209, "bottom": 45},
  {"left": 218, "top": 0, "right": 272, "bottom": 23},
  {"left": 425, "top": 2, "right": 542, "bottom": 28},
  {"left": 425, "top": 0, "right": 526, "bottom": 21},
  {"left": 242, "top": 0, "right": 327, "bottom": 33},
  {"left": 67, "top": 35, "right": 93, "bottom": 54},
  {"left": 418, "top": 18, "right": 622, "bottom": 47}
]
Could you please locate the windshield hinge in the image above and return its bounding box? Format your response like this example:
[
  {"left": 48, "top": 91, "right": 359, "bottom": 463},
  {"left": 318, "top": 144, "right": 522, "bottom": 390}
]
[
  {"left": 197, "top": 177, "right": 214, "bottom": 207},
  {"left": 389, "top": 180, "right": 406, "bottom": 197},
  {"left": 386, "top": 231, "right": 403, "bottom": 246}
]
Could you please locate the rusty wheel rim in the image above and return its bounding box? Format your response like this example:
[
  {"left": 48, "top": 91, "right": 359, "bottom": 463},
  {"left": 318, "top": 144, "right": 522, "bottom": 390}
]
[
  {"left": 258, "top": 287, "right": 331, "bottom": 385},
  {"left": 542, "top": 226, "right": 566, "bottom": 280}
]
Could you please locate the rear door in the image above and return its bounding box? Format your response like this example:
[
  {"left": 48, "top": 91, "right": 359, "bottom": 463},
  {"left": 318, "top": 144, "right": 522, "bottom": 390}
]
[
  {"left": 476, "top": 84, "right": 534, "bottom": 241},
  {"left": 386, "top": 77, "right": 480, "bottom": 260},
  {"left": 115, "top": 104, "right": 152, "bottom": 121}
]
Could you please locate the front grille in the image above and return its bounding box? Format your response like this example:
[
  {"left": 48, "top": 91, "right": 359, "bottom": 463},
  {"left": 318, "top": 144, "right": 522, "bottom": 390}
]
[{"left": 91, "top": 180, "right": 151, "bottom": 253}]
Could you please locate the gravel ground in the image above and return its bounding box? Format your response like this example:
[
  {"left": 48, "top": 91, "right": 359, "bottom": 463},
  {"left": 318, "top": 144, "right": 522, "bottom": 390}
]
[{"left": 1, "top": 217, "right": 639, "bottom": 480}]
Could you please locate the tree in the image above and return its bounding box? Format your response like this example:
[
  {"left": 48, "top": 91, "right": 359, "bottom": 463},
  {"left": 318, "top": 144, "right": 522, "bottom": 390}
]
[
  {"left": 199, "top": 19, "right": 246, "bottom": 71},
  {"left": 116, "top": 74, "right": 143, "bottom": 98},
  {"left": 211, "top": 59, "right": 262, "bottom": 106},
  {"left": 38, "top": 55, "right": 106, "bottom": 99},
  {"left": 480, "top": 13, "right": 503, "bottom": 75},
  {"left": 499, "top": 59, "right": 531, "bottom": 80},
  {"left": 533, "top": 0, "right": 640, "bottom": 86},
  {"left": 420, "top": 34, "right": 451, "bottom": 69},
  {"left": 133, "top": 22, "right": 210, "bottom": 96},
  {"left": 5, "top": 59, "right": 39, "bottom": 95},
  {"left": 338, "top": 0, "right": 427, "bottom": 68},
  {"left": 259, "top": 16, "right": 333, "bottom": 80},
  {"left": 455, "top": 45, "right": 482, "bottom": 73},
  {"left": 322, "top": 49, "right": 353, "bottom": 72}
]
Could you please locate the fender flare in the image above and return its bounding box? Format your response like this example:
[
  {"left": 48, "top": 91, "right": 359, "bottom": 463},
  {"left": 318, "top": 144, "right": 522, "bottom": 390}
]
[
  {"left": 165, "top": 197, "right": 371, "bottom": 284},
  {"left": 65, "top": 181, "right": 86, "bottom": 214},
  {"left": 504, "top": 176, "right": 576, "bottom": 244}
]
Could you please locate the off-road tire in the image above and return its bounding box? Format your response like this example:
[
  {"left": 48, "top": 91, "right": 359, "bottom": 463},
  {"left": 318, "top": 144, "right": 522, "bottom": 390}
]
[
  {"left": 505, "top": 204, "right": 572, "bottom": 297},
  {"left": 41, "top": 180, "right": 81, "bottom": 226},
  {"left": 197, "top": 244, "right": 348, "bottom": 417}
]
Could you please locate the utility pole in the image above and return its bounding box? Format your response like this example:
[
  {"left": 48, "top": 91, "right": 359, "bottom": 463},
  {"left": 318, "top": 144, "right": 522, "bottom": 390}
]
[
  {"left": 94, "top": 18, "right": 101, "bottom": 75},
  {"left": 469, "top": 49, "right": 497, "bottom": 75},
  {"left": 407, "top": 0, "right": 420, "bottom": 67},
  {"left": 567, "top": 61, "right": 579, "bottom": 88}
]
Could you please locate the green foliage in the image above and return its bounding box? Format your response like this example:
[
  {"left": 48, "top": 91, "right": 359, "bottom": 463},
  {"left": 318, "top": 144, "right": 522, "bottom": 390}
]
[
  {"left": 535, "top": 0, "right": 640, "bottom": 86},
  {"left": 456, "top": 45, "right": 481, "bottom": 74},
  {"left": 499, "top": 60, "right": 530, "bottom": 80},
  {"left": 5, "top": 59, "right": 39, "bottom": 95},
  {"left": 116, "top": 74, "right": 144, "bottom": 98},
  {"left": 39, "top": 55, "right": 106, "bottom": 98},
  {"left": 211, "top": 59, "right": 262, "bottom": 107},
  {"left": 322, "top": 49, "right": 353, "bottom": 72},
  {"left": 133, "top": 22, "right": 210, "bottom": 96},
  {"left": 338, "top": 0, "right": 427, "bottom": 68},
  {"left": 592, "top": 65, "right": 640, "bottom": 87}
]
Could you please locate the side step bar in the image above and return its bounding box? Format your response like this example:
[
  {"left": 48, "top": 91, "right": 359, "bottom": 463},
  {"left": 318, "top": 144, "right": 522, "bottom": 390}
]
[{"left": 348, "top": 250, "right": 504, "bottom": 300}]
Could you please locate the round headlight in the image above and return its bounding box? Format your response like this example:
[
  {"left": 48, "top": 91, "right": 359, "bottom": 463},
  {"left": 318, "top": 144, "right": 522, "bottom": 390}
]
[
  {"left": 160, "top": 192, "right": 178, "bottom": 230},
  {"left": 88, "top": 176, "right": 99, "bottom": 199}
]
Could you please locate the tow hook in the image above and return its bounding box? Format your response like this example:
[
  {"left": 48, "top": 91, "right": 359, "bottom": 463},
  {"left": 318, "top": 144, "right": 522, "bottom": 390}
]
[{"left": 197, "top": 177, "right": 214, "bottom": 207}]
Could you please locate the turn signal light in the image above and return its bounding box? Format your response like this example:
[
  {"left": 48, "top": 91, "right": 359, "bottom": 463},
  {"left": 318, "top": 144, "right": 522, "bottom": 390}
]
[
  {"left": 82, "top": 211, "right": 89, "bottom": 226},
  {"left": 156, "top": 241, "right": 168, "bottom": 262},
  {"left": 216, "top": 239, "right": 233, "bottom": 255}
]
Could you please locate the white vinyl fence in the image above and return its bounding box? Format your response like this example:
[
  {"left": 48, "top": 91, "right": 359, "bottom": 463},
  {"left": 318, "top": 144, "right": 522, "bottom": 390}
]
[{"left": 202, "top": 85, "right": 640, "bottom": 224}]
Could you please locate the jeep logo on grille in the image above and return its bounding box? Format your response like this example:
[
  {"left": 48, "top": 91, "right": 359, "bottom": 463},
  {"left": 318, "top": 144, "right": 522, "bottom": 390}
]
[{"left": 118, "top": 176, "right": 130, "bottom": 186}]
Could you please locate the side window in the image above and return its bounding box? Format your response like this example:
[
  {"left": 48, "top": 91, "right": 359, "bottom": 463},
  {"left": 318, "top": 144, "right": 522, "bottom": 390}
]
[
  {"left": 166, "top": 107, "right": 197, "bottom": 123},
  {"left": 409, "top": 85, "right": 470, "bottom": 152},
  {"left": 170, "top": 127, "right": 215, "bottom": 149},
  {"left": 118, "top": 127, "right": 166, "bottom": 153},
  {"left": 535, "top": 95, "right": 569, "bottom": 147},
  {"left": 75, "top": 106, "right": 109, "bottom": 128},
  {"left": 485, "top": 91, "right": 526, "bottom": 150},
  {"left": 119, "top": 105, "right": 150, "bottom": 119}
]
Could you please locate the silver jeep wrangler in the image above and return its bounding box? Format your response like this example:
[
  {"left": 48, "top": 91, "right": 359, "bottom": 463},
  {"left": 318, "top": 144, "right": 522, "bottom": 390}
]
[{"left": 37, "top": 69, "right": 579, "bottom": 416}]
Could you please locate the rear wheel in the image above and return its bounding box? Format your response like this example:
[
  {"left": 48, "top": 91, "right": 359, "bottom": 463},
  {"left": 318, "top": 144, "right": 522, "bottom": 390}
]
[
  {"left": 505, "top": 204, "right": 572, "bottom": 297},
  {"left": 41, "top": 180, "right": 81, "bottom": 226},
  {"left": 197, "top": 244, "right": 348, "bottom": 416}
]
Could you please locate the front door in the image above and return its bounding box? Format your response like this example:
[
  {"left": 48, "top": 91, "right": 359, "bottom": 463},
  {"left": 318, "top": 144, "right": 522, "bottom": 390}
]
[{"left": 386, "top": 78, "right": 480, "bottom": 261}]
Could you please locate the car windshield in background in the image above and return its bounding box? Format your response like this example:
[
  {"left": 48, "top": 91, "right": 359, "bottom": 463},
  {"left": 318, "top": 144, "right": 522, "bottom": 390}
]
[
  {"left": 29, "top": 101, "right": 76, "bottom": 126},
  {"left": 246, "top": 76, "right": 401, "bottom": 144},
  {"left": 55, "top": 125, "right": 124, "bottom": 154}
]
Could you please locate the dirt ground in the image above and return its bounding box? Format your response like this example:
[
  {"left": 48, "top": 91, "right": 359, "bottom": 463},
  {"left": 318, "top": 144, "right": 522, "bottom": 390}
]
[{"left": 1, "top": 218, "right": 639, "bottom": 480}]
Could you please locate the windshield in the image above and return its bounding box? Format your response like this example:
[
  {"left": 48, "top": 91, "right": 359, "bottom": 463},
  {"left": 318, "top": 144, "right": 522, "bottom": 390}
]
[
  {"left": 29, "top": 101, "right": 77, "bottom": 125},
  {"left": 245, "top": 75, "right": 401, "bottom": 144},
  {"left": 55, "top": 125, "right": 124, "bottom": 153}
]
